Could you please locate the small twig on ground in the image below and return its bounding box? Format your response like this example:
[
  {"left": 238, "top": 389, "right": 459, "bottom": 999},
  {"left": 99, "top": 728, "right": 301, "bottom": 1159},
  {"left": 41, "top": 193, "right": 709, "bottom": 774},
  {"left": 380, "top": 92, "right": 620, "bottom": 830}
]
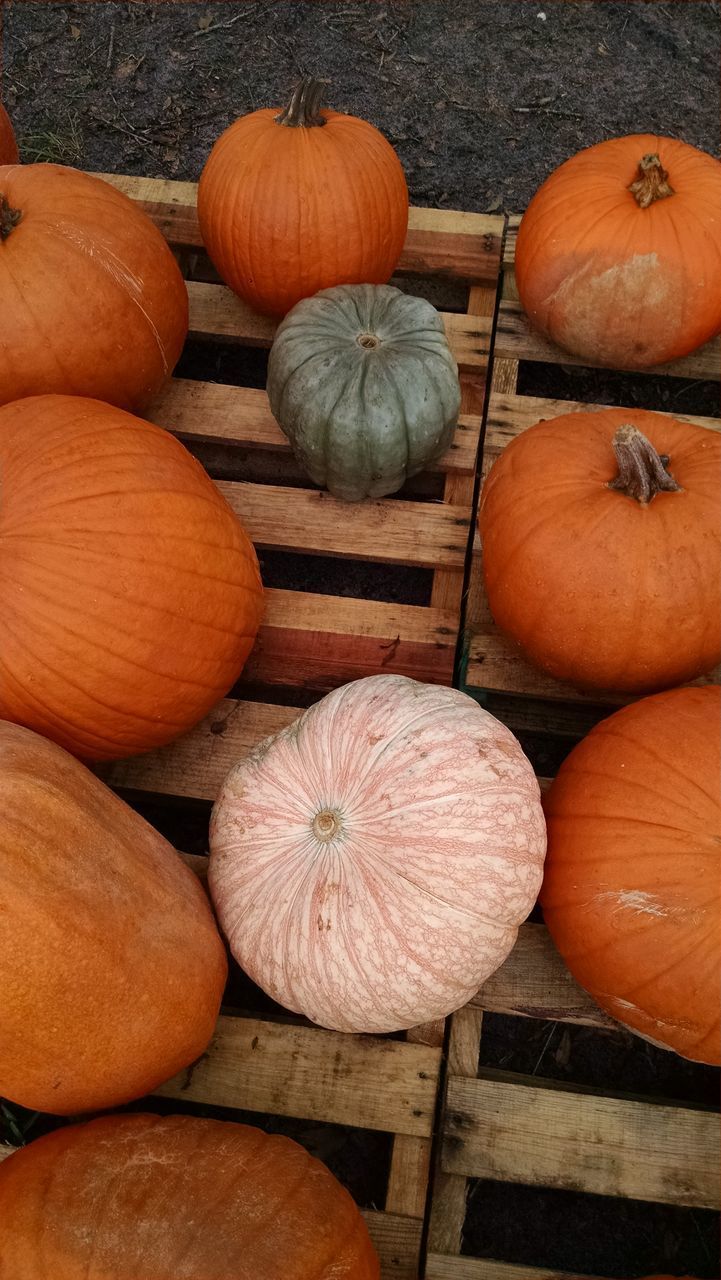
[
  {"left": 531, "top": 1022, "right": 557, "bottom": 1075},
  {"left": 188, "top": 7, "right": 257, "bottom": 38},
  {"left": 106, "top": 23, "right": 115, "bottom": 70}
]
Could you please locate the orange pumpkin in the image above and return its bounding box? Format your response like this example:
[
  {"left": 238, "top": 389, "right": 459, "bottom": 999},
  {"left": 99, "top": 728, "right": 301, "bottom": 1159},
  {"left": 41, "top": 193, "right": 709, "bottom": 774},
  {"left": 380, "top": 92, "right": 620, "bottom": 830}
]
[
  {"left": 0, "top": 722, "right": 227, "bottom": 1114},
  {"left": 0, "top": 102, "right": 18, "bottom": 163},
  {"left": 0, "top": 1113, "right": 380, "bottom": 1279},
  {"left": 479, "top": 407, "right": 721, "bottom": 693},
  {"left": 198, "top": 77, "right": 409, "bottom": 317},
  {"left": 542, "top": 687, "right": 720, "bottom": 1066},
  {"left": 515, "top": 134, "right": 721, "bottom": 368},
  {"left": 0, "top": 395, "right": 264, "bottom": 760},
  {"left": 0, "top": 163, "right": 188, "bottom": 409}
]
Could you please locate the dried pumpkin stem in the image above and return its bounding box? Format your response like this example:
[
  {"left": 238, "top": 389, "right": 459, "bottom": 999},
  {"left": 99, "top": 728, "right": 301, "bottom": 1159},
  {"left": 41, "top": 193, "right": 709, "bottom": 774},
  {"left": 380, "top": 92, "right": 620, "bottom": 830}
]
[
  {"left": 0, "top": 194, "right": 21, "bottom": 240},
  {"left": 609, "top": 424, "right": 682, "bottom": 504},
  {"left": 628, "top": 154, "right": 675, "bottom": 208},
  {"left": 275, "top": 77, "right": 328, "bottom": 128}
]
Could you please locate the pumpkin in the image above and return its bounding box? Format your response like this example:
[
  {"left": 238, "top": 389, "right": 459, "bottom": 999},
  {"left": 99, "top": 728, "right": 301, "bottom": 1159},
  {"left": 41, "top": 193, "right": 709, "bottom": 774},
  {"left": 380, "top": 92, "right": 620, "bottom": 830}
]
[
  {"left": 267, "top": 283, "right": 462, "bottom": 500},
  {"left": 0, "top": 395, "right": 264, "bottom": 760},
  {"left": 0, "top": 102, "right": 18, "bottom": 164},
  {"left": 0, "top": 163, "right": 188, "bottom": 409},
  {"left": 515, "top": 134, "right": 721, "bottom": 368},
  {"left": 0, "top": 1113, "right": 379, "bottom": 1278},
  {"left": 541, "top": 686, "right": 720, "bottom": 1066},
  {"left": 479, "top": 407, "right": 721, "bottom": 693},
  {"left": 209, "top": 674, "right": 546, "bottom": 1033},
  {"left": 198, "top": 77, "right": 409, "bottom": 317},
  {"left": 0, "top": 722, "right": 227, "bottom": 1114}
]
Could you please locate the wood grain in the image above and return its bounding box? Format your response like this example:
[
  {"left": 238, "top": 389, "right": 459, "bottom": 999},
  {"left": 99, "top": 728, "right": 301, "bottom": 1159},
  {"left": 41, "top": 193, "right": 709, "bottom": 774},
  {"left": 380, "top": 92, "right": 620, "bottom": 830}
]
[
  {"left": 442, "top": 1075, "right": 720, "bottom": 1208},
  {"left": 363, "top": 1209, "right": 424, "bottom": 1279},
  {"left": 426, "top": 1257, "right": 602, "bottom": 1280},
  {"left": 154, "top": 1014, "right": 441, "bottom": 1138},
  {"left": 470, "top": 924, "right": 615, "bottom": 1028}
]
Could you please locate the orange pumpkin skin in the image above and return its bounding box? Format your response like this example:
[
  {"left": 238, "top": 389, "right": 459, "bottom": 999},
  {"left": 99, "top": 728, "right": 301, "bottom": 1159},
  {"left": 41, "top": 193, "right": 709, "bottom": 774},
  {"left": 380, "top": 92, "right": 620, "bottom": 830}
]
[
  {"left": 0, "top": 163, "right": 188, "bottom": 409},
  {"left": 0, "top": 396, "right": 264, "bottom": 760},
  {"left": 541, "top": 687, "right": 720, "bottom": 1066},
  {"left": 198, "top": 78, "right": 409, "bottom": 317},
  {"left": 479, "top": 407, "right": 721, "bottom": 693},
  {"left": 0, "top": 723, "right": 227, "bottom": 1114},
  {"left": 0, "top": 102, "right": 19, "bottom": 163},
  {"left": 515, "top": 134, "right": 721, "bottom": 368},
  {"left": 0, "top": 1113, "right": 380, "bottom": 1279}
]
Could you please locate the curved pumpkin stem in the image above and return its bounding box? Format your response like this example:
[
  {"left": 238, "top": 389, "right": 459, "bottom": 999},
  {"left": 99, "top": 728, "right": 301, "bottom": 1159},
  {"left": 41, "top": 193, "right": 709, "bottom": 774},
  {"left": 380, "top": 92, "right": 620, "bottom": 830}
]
[
  {"left": 275, "top": 77, "right": 328, "bottom": 128},
  {"left": 628, "top": 154, "right": 675, "bottom": 208},
  {"left": 609, "top": 425, "right": 682, "bottom": 504},
  {"left": 0, "top": 194, "right": 21, "bottom": 240}
]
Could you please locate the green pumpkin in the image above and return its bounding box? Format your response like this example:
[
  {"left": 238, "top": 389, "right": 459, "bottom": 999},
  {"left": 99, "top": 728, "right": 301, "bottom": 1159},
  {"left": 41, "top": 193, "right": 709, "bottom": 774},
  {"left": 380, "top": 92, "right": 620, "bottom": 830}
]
[{"left": 266, "top": 284, "right": 462, "bottom": 501}]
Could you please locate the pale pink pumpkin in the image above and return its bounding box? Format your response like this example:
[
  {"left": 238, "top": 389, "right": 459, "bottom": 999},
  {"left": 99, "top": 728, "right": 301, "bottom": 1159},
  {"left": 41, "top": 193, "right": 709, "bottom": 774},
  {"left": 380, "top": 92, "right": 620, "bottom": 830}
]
[{"left": 209, "top": 675, "right": 546, "bottom": 1033}]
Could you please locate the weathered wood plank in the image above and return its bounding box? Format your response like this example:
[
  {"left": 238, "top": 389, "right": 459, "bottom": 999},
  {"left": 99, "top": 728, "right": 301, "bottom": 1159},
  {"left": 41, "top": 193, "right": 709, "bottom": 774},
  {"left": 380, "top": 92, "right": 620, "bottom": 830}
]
[
  {"left": 486, "top": 392, "right": 720, "bottom": 444},
  {"left": 363, "top": 1209, "right": 424, "bottom": 1279},
  {"left": 426, "top": 1257, "right": 602, "bottom": 1280},
  {"left": 101, "top": 699, "right": 296, "bottom": 801},
  {"left": 216, "top": 479, "right": 470, "bottom": 569},
  {"left": 155, "top": 1014, "right": 441, "bottom": 1138},
  {"left": 186, "top": 282, "right": 490, "bottom": 372},
  {"left": 150, "top": 379, "right": 480, "bottom": 476},
  {"left": 442, "top": 1076, "right": 720, "bottom": 1208},
  {"left": 495, "top": 299, "right": 721, "bottom": 381},
  {"left": 470, "top": 923, "right": 614, "bottom": 1028},
  {"left": 94, "top": 172, "right": 503, "bottom": 284},
  {"left": 385, "top": 1020, "right": 446, "bottom": 1220}
]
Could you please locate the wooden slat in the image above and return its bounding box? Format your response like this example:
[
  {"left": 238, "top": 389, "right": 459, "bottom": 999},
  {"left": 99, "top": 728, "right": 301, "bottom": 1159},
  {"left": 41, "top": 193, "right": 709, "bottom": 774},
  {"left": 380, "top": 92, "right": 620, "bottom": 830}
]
[
  {"left": 101, "top": 699, "right": 296, "bottom": 801},
  {"left": 470, "top": 923, "right": 615, "bottom": 1028},
  {"left": 495, "top": 298, "right": 721, "bottom": 381},
  {"left": 385, "top": 1020, "right": 446, "bottom": 1220},
  {"left": 150, "top": 379, "right": 479, "bottom": 476},
  {"left": 245, "top": 589, "right": 458, "bottom": 692},
  {"left": 427, "top": 1005, "right": 484, "bottom": 1257},
  {"left": 442, "top": 1076, "right": 720, "bottom": 1208},
  {"left": 186, "top": 282, "right": 490, "bottom": 372},
  {"left": 0, "top": 1144, "right": 13, "bottom": 1164},
  {"left": 363, "top": 1209, "right": 423, "bottom": 1279},
  {"left": 155, "top": 1014, "right": 441, "bottom": 1138},
  {"left": 486, "top": 392, "right": 721, "bottom": 443},
  {"left": 216, "top": 479, "right": 469, "bottom": 569},
  {"left": 94, "top": 172, "right": 503, "bottom": 285},
  {"left": 426, "top": 1257, "right": 601, "bottom": 1280}
]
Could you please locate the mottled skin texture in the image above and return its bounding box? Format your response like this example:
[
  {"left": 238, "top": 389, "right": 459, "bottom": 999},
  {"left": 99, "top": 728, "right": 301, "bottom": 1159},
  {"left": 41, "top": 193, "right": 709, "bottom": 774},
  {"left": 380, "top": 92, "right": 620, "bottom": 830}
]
[
  {"left": 209, "top": 675, "right": 546, "bottom": 1033},
  {"left": 479, "top": 407, "right": 721, "bottom": 693},
  {"left": 0, "top": 102, "right": 19, "bottom": 163},
  {"left": 515, "top": 134, "right": 721, "bottom": 369},
  {"left": 0, "top": 163, "right": 188, "bottom": 409},
  {"left": 267, "top": 283, "right": 462, "bottom": 501},
  {"left": 198, "top": 100, "right": 408, "bottom": 318},
  {"left": 0, "top": 1114, "right": 380, "bottom": 1279},
  {"left": 542, "top": 687, "right": 720, "bottom": 1066},
  {"left": 0, "top": 395, "right": 264, "bottom": 759},
  {"left": 0, "top": 723, "right": 227, "bottom": 1114}
]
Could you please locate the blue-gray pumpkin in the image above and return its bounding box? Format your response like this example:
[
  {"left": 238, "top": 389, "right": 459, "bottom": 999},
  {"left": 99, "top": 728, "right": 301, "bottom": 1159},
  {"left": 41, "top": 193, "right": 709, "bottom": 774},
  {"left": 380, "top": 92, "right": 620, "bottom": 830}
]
[{"left": 266, "top": 283, "right": 462, "bottom": 501}]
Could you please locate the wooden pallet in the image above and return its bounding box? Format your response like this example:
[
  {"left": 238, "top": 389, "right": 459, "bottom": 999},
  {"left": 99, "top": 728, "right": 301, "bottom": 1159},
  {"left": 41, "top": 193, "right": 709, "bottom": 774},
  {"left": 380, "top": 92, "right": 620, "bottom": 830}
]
[
  {"left": 463, "top": 213, "right": 721, "bottom": 739},
  {"left": 63, "top": 173, "right": 504, "bottom": 1280}
]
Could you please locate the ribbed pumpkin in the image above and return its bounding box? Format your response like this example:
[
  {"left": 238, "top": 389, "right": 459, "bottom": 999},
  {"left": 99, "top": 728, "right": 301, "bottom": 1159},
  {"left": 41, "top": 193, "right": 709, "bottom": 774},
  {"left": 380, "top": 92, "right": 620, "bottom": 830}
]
[
  {"left": 0, "top": 723, "right": 227, "bottom": 1114},
  {"left": 0, "top": 163, "right": 188, "bottom": 408},
  {"left": 267, "top": 284, "right": 462, "bottom": 499},
  {"left": 198, "top": 77, "right": 408, "bottom": 317},
  {"left": 0, "top": 102, "right": 18, "bottom": 163},
  {"left": 479, "top": 407, "right": 721, "bottom": 693},
  {"left": 209, "top": 675, "right": 546, "bottom": 1033},
  {"left": 542, "top": 687, "right": 720, "bottom": 1066},
  {"left": 0, "top": 1114, "right": 379, "bottom": 1278},
  {"left": 515, "top": 134, "right": 721, "bottom": 368},
  {"left": 0, "top": 395, "right": 264, "bottom": 760}
]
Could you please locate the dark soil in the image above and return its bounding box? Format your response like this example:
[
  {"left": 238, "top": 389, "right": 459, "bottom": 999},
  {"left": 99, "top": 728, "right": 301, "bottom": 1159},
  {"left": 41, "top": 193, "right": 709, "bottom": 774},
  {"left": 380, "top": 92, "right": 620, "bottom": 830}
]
[{"left": 1, "top": 4, "right": 719, "bottom": 1278}]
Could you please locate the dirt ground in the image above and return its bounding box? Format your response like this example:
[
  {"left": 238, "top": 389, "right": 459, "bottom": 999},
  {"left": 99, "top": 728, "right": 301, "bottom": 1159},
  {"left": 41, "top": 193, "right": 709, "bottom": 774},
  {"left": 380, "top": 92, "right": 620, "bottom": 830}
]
[{"left": 1, "top": 3, "right": 720, "bottom": 1278}]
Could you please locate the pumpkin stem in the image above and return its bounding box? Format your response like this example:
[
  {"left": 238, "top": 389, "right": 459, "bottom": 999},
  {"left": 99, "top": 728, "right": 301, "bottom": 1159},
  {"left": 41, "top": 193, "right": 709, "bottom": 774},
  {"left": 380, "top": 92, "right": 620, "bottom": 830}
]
[
  {"left": 312, "top": 808, "right": 342, "bottom": 842},
  {"left": 628, "top": 154, "right": 675, "bottom": 208},
  {"left": 0, "top": 194, "right": 21, "bottom": 240},
  {"left": 275, "top": 77, "right": 328, "bottom": 128},
  {"left": 609, "top": 425, "right": 682, "bottom": 504}
]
